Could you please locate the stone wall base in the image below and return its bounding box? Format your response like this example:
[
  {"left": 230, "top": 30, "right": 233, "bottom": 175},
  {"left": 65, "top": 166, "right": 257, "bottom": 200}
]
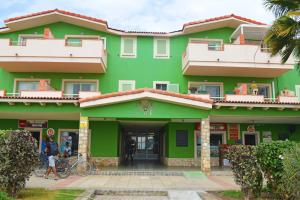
[
  {"left": 90, "top": 157, "right": 120, "bottom": 167},
  {"left": 162, "top": 157, "right": 220, "bottom": 167}
]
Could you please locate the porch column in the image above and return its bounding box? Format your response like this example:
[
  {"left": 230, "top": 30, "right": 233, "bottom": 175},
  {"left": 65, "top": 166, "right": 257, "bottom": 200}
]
[
  {"left": 79, "top": 116, "right": 89, "bottom": 161},
  {"left": 201, "top": 117, "right": 211, "bottom": 174}
]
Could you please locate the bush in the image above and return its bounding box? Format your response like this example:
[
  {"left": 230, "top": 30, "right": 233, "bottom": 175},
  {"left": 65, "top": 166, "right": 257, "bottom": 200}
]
[
  {"left": 225, "top": 145, "right": 263, "bottom": 199},
  {"left": 256, "top": 141, "right": 295, "bottom": 198},
  {"left": 0, "top": 130, "right": 39, "bottom": 198},
  {"left": 0, "top": 192, "right": 13, "bottom": 200},
  {"left": 277, "top": 143, "right": 300, "bottom": 199}
]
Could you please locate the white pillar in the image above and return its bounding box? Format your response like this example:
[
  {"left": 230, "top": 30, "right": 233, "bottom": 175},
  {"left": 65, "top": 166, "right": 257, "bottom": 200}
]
[
  {"left": 79, "top": 116, "right": 89, "bottom": 161},
  {"left": 201, "top": 117, "right": 211, "bottom": 174}
]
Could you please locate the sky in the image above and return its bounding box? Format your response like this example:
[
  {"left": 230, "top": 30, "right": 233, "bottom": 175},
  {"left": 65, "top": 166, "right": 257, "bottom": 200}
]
[{"left": 0, "top": 0, "right": 275, "bottom": 32}]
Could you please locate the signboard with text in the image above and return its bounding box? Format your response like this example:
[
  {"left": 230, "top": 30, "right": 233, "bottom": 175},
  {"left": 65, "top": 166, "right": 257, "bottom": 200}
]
[
  {"left": 18, "top": 120, "right": 48, "bottom": 129},
  {"left": 228, "top": 124, "right": 240, "bottom": 141}
]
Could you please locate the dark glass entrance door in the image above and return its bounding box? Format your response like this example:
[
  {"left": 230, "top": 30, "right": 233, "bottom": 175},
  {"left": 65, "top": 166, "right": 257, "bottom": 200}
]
[{"left": 130, "top": 134, "right": 159, "bottom": 160}]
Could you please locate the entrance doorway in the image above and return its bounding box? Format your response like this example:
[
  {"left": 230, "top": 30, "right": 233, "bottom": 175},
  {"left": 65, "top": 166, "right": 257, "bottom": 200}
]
[
  {"left": 25, "top": 128, "right": 42, "bottom": 152},
  {"left": 242, "top": 131, "right": 260, "bottom": 145},
  {"left": 120, "top": 121, "right": 166, "bottom": 163}
]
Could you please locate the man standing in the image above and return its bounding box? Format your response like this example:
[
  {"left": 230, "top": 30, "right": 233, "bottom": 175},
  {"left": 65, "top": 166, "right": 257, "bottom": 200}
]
[
  {"left": 125, "top": 138, "right": 136, "bottom": 162},
  {"left": 44, "top": 136, "right": 60, "bottom": 180}
]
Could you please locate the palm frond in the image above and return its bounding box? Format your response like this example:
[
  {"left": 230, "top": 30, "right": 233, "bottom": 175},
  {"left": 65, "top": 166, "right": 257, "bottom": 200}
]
[{"left": 263, "top": 0, "right": 300, "bottom": 17}]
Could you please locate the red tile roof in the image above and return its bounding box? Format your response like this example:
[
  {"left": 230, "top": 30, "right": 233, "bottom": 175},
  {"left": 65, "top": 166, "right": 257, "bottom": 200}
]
[
  {"left": 3, "top": 9, "right": 266, "bottom": 34},
  {"left": 4, "top": 9, "right": 107, "bottom": 25},
  {"left": 183, "top": 14, "right": 266, "bottom": 27},
  {"left": 79, "top": 88, "right": 213, "bottom": 104},
  {"left": 0, "top": 96, "right": 78, "bottom": 100},
  {"left": 214, "top": 100, "right": 300, "bottom": 105}
]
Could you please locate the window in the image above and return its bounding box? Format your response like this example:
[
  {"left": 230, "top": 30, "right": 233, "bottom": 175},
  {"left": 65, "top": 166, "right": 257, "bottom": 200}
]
[
  {"left": 176, "top": 130, "right": 188, "bottom": 147},
  {"left": 15, "top": 79, "right": 50, "bottom": 94},
  {"left": 189, "top": 38, "right": 223, "bottom": 51},
  {"left": 188, "top": 82, "right": 223, "bottom": 98},
  {"left": 121, "top": 37, "right": 137, "bottom": 58},
  {"left": 154, "top": 38, "right": 170, "bottom": 58},
  {"left": 167, "top": 84, "right": 179, "bottom": 93},
  {"left": 63, "top": 80, "right": 98, "bottom": 97},
  {"left": 242, "top": 131, "right": 260, "bottom": 145},
  {"left": 153, "top": 81, "right": 170, "bottom": 91},
  {"left": 17, "top": 34, "right": 44, "bottom": 46},
  {"left": 59, "top": 129, "right": 79, "bottom": 156},
  {"left": 65, "top": 35, "right": 100, "bottom": 47},
  {"left": 240, "top": 83, "right": 272, "bottom": 98},
  {"left": 119, "top": 80, "right": 135, "bottom": 92}
]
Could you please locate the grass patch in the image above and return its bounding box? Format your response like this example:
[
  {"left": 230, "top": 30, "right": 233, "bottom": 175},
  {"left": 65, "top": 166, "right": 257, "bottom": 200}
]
[
  {"left": 16, "top": 188, "right": 84, "bottom": 200},
  {"left": 221, "top": 190, "right": 244, "bottom": 199}
]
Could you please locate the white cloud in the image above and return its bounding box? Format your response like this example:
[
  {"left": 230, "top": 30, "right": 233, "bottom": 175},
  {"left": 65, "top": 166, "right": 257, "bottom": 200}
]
[{"left": 0, "top": 0, "right": 275, "bottom": 31}]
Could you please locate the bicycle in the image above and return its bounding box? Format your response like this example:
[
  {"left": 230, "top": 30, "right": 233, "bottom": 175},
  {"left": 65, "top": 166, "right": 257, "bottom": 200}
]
[
  {"left": 34, "top": 153, "right": 71, "bottom": 179},
  {"left": 65, "top": 153, "right": 92, "bottom": 177}
]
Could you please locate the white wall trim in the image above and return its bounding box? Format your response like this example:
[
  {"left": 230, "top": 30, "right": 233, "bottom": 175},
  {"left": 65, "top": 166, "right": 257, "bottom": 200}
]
[
  {"left": 295, "top": 85, "right": 300, "bottom": 100},
  {"left": 80, "top": 91, "right": 212, "bottom": 109}
]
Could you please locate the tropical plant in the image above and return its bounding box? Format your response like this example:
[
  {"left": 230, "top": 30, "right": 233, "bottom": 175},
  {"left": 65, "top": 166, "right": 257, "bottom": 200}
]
[
  {"left": 0, "top": 192, "right": 14, "bottom": 200},
  {"left": 263, "top": 0, "right": 300, "bottom": 64},
  {"left": 0, "top": 130, "right": 39, "bottom": 198},
  {"left": 225, "top": 145, "right": 263, "bottom": 199},
  {"left": 277, "top": 143, "right": 300, "bottom": 200},
  {"left": 256, "top": 141, "right": 295, "bottom": 198}
]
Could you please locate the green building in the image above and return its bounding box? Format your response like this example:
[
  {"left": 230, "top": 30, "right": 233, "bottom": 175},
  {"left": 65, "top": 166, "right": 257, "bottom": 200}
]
[{"left": 0, "top": 9, "right": 299, "bottom": 173}]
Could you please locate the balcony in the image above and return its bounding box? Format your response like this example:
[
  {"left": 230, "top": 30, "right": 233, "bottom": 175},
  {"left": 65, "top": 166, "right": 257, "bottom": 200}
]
[
  {"left": 0, "top": 38, "right": 107, "bottom": 73},
  {"left": 182, "top": 43, "right": 294, "bottom": 77}
]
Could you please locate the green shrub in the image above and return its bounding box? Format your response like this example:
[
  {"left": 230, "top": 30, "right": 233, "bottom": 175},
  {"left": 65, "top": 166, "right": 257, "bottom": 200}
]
[
  {"left": 225, "top": 145, "right": 263, "bottom": 199},
  {"left": 0, "top": 130, "right": 39, "bottom": 198},
  {"left": 256, "top": 141, "right": 295, "bottom": 198},
  {"left": 277, "top": 143, "right": 300, "bottom": 200},
  {"left": 0, "top": 192, "right": 14, "bottom": 200}
]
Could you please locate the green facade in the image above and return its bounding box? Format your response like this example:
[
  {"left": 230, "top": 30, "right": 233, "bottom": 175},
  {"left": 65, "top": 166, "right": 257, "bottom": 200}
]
[{"left": 0, "top": 13, "right": 299, "bottom": 163}]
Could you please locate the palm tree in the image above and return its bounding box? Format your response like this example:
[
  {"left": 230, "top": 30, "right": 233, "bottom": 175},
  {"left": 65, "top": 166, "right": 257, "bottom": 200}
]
[{"left": 263, "top": 0, "right": 300, "bottom": 64}]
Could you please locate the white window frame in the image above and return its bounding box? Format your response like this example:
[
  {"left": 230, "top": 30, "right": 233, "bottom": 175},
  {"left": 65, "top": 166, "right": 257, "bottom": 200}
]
[
  {"left": 64, "top": 35, "right": 104, "bottom": 48},
  {"left": 153, "top": 38, "right": 170, "bottom": 59},
  {"left": 14, "top": 78, "right": 51, "bottom": 94},
  {"left": 118, "top": 80, "right": 136, "bottom": 92},
  {"left": 238, "top": 83, "right": 272, "bottom": 98},
  {"left": 153, "top": 81, "right": 170, "bottom": 90},
  {"left": 120, "top": 37, "right": 137, "bottom": 58},
  {"left": 189, "top": 38, "right": 223, "bottom": 51},
  {"left": 242, "top": 131, "right": 260, "bottom": 145},
  {"left": 18, "top": 34, "right": 44, "bottom": 45},
  {"left": 25, "top": 128, "right": 43, "bottom": 153},
  {"left": 62, "top": 79, "right": 99, "bottom": 96},
  {"left": 210, "top": 131, "right": 227, "bottom": 145},
  {"left": 188, "top": 82, "right": 224, "bottom": 97},
  {"left": 295, "top": 85, "right": 300, "bottom": 100}
]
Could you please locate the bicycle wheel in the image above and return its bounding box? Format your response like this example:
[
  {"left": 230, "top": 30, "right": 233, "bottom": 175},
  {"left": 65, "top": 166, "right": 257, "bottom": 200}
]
[
  {"left": 76, "top": 161, "right": 92, "bottom": 176},
  {"left": 56, "top": 159, "right": 71, "bottom": 179}
]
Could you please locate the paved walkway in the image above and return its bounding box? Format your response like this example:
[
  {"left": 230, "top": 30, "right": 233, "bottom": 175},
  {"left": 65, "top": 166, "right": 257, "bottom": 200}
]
[{"left": 26, "top": 173, "right": 238, "bottom": 191}]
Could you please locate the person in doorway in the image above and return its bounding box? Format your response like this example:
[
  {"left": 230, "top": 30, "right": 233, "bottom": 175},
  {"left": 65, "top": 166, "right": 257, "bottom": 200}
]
[
  {"left": 44, "top": 136, "right": 60, "bottom": 180},
  {"left": 125, "top": 138, "right": 136, "bottom": 162},
  {"left": 63, "top": 142, "right": 72, "bottom": 158}
]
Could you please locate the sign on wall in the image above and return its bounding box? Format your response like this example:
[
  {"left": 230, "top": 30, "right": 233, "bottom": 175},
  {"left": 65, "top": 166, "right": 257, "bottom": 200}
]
[
  {"left": 262, "top": 131, "right": 272, "bottom": 142},
  {"left": 228, "top": 124, "right": 240, "bottom": 141},
  {"left": 47, "top": 128, "right": 55, "bottom": 137},
  {"left": 18, "top": 120, "right": 48, "bottom": 129},
  {"left": 195, "top": 123, "right": 227, "bottom": 131}
]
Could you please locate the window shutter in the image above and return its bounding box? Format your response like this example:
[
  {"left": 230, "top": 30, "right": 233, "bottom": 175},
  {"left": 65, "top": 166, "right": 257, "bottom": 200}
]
[
  {"left": 167, "top": 84, "right": 179, "bottom": 93},
  {"left": 157, "top": 40, "right": 167, "bottom": 55},
  {"left": 123, "top": 39, "right": 134, "bottom": 54}
]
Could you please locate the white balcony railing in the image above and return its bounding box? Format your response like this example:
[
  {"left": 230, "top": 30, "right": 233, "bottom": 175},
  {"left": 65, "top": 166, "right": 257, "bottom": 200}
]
[
  {"left": 0, "top": 38, "right": 107, "bottom": 73},
  {"left": 182, "top": 43, "right": 294, "bottom": 77}
]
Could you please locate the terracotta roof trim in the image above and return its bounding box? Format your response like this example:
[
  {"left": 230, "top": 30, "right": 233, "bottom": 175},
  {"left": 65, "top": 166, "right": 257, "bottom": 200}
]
[
  {"left": 79, "top": 88, "right": 213, "bottom": 104},
  {"left": 3, "top": 9, "right": 266, "bottom": 34},
  {"left": 215, "top": 100, "right": 300, "bottom": 105}
]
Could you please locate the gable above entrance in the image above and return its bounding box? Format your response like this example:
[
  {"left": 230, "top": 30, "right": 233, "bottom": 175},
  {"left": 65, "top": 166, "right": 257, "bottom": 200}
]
[{"left": 79, "top": 88, "right": 213, "bottom": 110}]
